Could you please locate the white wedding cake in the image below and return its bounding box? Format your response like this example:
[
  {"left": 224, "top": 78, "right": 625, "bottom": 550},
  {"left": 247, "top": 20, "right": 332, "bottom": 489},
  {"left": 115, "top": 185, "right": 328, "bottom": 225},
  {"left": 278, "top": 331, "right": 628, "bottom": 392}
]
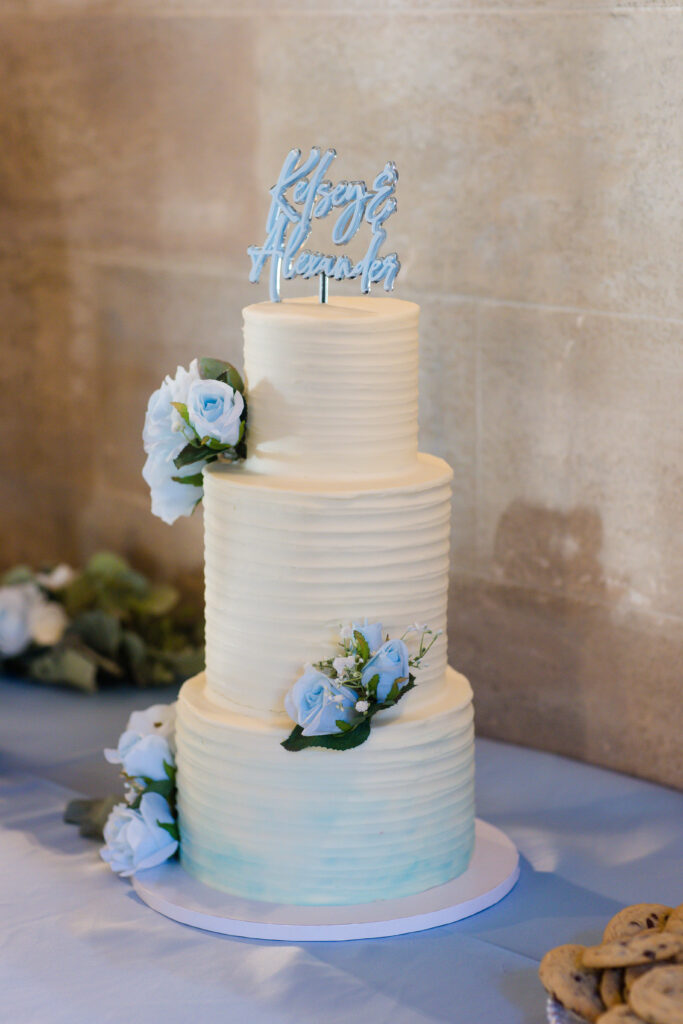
[{"left": 175, "top": 295, "right": 475, "bottom": 906}]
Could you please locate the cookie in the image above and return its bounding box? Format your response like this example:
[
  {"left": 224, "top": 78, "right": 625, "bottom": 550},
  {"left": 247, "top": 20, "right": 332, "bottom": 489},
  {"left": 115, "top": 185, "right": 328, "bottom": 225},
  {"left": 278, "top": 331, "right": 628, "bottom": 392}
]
[
  {"left": 601, "top": 968, "right": 625, "bottom": 1008},
  {"left": 597, "top": 1007, "right": 648, "bottom": 1023},
  {"left": 604, "top": 906, "right": 673, "bottom": 943},
  {"left": 584, "top": 933, "right": 683, "bottom": 969},
  {"left": 539, "top": 944, "right": 605, "bottom": 1023},
  {"left": 629, "top": 964, "right": 683, "bottom": 1024},
  {"left": 626, "top": 966, "right": 657, "bottom": 997},
  {"left": 664, "top": 906, "right": 683, "bottom": 936}
]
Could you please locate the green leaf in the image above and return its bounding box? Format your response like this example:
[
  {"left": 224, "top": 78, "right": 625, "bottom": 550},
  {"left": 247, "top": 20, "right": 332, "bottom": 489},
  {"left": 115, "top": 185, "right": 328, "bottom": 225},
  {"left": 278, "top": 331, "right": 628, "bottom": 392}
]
[
  {"left": 1, "top": 565, "right": 34, "bottom": 585},
  {"left": 366, "top": 673, "right": 379, "bottom": 699},
  {"left": 129, "top": 584, "right": 178, "bottom": 617},
  {"left": 385, "top": 679, "right": 401, "bottom": 702},
  {"left": 160, "top": 646, "right": 205, "bottom": 681},
  {"left": 119, "top": 630, "right": 147, "bottom": 684},
  {"left": 64, "top": 795, "right": 120, "bottom": 840},
  {"left": 163, "top": 760, "right": 176, "bottom": 782},
  {"left": 138, "top": 776, "right": 175, "bottom": 803},
  {"left": 62, "top": 574, "right": 98, "bottom": 617},
  {"left": 171, "top": 473, "right": 204, "bottom": 487},
  {"left": 173, "top": 443, "right": 210, "bottom": 469},
  {"left": 376, "top": 677, "right": 416, "bottom": 710},
  {"left": 69, "top": 609, "right": 121, "bottom": 657},
  {"left": 30, "top": 647, "right": 98, "bottom": 693},
  {"left": 85, "top": 552, "right": 130, "bottom": 581},
  {"left": 199, "top": 357, "right": 245, "bottom": 394},
  {"left": 158, "top": 820, "right": 180, "bottom": 842},
  {"left": 353, "top": 630, "right": 370, "bottom": 662},
  {"left": 281, "top": 719, "right": 371, "bottom": 752},
  {"left": 200, "top": 437, "right": 230, "bottom": 452},
  {"left": 171, "top": 402, "right": 193, "bottom": 430}
]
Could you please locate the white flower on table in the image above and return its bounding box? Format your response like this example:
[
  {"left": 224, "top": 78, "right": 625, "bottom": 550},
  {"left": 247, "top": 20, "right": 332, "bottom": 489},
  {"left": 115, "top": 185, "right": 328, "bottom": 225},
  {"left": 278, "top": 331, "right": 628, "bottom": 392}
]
[
  {"left": 105, "top": 703, "right": 177, "bottom": 781},
  {"left": 36, "top": 564, "right": 76, "bottom": 592},
  {"left": 126, "top": 703, "right": 177, "bottom": 749},
  {"left": 0, "top": 583, "right": 43, "bottom": 658},
  {"left": 100, "top": 792, "right": 178, "bottom": 876}
]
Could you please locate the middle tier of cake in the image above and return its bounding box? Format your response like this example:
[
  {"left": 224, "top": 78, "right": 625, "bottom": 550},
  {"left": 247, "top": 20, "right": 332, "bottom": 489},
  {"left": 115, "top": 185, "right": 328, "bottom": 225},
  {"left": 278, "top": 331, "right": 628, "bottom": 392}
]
[{"left": 203, "top": 453, "right": 453, "bottom": 715}]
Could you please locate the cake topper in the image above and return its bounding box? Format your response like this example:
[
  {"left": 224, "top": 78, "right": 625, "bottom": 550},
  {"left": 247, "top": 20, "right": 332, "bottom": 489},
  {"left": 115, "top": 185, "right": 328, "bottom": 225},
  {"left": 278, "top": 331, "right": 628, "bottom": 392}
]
[{"left": 247, "top": 147, "right": 401, "bottom": 303}]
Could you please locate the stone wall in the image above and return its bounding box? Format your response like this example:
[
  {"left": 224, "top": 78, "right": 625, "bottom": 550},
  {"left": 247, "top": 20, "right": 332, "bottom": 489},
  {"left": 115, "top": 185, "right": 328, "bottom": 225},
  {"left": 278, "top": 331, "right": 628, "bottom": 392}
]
[{"left": 2, "top": 1, "right": 681, "bottom": 787}]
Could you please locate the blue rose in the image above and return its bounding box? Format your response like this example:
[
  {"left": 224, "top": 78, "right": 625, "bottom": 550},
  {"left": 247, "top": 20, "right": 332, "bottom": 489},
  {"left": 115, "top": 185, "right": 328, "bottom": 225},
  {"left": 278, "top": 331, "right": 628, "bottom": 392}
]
[
  {"left": 361, "top": 639, "right": 410, "bottom": 702},
  {"left": 352, "top": 619, "right": 383, "bottom": 654},
  {"left": 187, "top": 379, "right": 244, "bottom": 446},
  {"left": 284, "top": 665, "right": 358, "bottom": 737}
]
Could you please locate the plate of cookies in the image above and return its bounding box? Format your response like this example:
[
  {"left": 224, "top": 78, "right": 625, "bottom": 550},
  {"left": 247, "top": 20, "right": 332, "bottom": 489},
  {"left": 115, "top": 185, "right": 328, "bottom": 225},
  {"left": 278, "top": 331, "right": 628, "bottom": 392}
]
[{"left": 539, "top": 902, "right": 683, "bottom": 1023}]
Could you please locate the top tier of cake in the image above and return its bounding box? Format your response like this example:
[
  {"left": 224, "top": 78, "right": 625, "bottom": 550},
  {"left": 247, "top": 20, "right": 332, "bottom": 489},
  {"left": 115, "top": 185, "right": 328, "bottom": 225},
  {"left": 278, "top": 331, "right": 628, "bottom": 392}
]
[{"left": 242, "top": 295, "right": 419, "bottom": 480}]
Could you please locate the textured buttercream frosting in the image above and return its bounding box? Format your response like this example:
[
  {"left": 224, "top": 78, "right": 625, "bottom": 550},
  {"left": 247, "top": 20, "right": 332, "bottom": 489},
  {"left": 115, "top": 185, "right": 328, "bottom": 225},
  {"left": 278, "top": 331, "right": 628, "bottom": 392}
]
[
  {"left": 203, "top": 453, "right": 453, "bottom": 715},
  {"left": 243, "top": 295, "right": 419, "bottom": 479},
  {"left": 177, "top": 668, "right": 475, "bottom": 905},
  {"left": 175, "top": 293, "right": 476, "bottom": 905}
]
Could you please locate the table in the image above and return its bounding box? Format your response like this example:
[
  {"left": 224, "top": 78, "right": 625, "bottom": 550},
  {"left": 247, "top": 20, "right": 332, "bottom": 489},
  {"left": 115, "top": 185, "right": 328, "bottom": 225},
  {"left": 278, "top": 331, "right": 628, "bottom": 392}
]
[{"left": 2, "top": 676, "right": 682, "bottom": 1024}]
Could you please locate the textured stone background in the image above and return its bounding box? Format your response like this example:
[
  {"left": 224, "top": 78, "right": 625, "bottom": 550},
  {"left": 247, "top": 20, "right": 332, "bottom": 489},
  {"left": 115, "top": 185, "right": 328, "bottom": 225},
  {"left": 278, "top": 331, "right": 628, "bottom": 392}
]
[{"left": 2, "top": 2, "right": 681, "bottom": 787}]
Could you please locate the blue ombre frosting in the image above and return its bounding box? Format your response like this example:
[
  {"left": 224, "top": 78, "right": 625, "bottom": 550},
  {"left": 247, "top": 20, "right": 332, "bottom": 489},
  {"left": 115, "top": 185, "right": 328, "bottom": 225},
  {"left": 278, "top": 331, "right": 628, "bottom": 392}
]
[{"left": 175, "top": 670, "right": 475, "bottom": 906}]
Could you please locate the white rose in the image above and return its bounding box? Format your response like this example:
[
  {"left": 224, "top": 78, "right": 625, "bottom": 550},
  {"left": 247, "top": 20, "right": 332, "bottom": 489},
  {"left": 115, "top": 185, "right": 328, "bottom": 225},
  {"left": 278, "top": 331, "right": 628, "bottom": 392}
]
[
  {"left": 36, "top": 564, "right": 76, "bottom": 591},
  {"left": 105, "top": 731, "right": 174, "bottom": 782},
  {"left": 0, "top": 583, "right": 42, "bottom": 658},
  {"left": 142, "top": 436, "right": 205, "bottom": 525},
  {"left": 332, "top": 655, "right": 356, "bottom": 679},
  {"left": 126, "top": 703, "right": 177, "bottom": 753},
  {"left": 166, "top": 359, "right": 200, "bottom": 433},
  {"left": 29, "top": 600, "right": 69, "bottom": 646},
  {"left": 143, "top": 379, "right": 177, "bottom": 453},
  {"left": 100, "top": 793, "right": 178, "bottom": 876}
]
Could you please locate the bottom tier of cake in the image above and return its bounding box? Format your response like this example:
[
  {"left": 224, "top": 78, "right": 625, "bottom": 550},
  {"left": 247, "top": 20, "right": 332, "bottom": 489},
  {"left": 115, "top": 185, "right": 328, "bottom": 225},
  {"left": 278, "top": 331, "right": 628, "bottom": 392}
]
[{"left": 175, "top": 669, "right": 475, "bottom": 906}]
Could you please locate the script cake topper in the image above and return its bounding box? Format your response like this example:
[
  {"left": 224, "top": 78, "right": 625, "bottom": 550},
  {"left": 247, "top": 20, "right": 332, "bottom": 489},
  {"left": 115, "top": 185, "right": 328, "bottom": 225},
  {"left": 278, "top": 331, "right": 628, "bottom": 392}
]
[{"left": 247, "top": 147, "right": 401, "bottom": 303}]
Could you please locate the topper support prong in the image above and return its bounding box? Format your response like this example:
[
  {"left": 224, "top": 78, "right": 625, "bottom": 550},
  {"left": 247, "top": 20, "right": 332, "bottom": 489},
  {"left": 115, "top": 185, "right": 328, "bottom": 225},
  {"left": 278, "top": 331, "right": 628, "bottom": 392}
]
[{"left": 319, "top": 272, "right": 329, "bottom": 304}]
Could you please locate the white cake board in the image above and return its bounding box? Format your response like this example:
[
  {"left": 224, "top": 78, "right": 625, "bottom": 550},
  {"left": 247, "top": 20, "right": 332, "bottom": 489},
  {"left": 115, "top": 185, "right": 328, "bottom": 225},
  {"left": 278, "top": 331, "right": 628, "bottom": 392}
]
[{"left": 132, "top": 819, "right": 519, "bottom": 941}]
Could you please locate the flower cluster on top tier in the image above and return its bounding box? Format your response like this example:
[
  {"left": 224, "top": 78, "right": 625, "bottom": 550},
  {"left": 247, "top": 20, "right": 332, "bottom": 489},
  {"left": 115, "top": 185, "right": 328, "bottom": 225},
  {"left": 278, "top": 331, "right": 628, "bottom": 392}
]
[
  {"left": 100, "top": 703, "right": 179, "bottom": 876},
  {"left": 142, "top": 357, "right": 247, "bottom": 525},
  {"left": 282, "top": 621, "right": 441, "bottom": 752}
]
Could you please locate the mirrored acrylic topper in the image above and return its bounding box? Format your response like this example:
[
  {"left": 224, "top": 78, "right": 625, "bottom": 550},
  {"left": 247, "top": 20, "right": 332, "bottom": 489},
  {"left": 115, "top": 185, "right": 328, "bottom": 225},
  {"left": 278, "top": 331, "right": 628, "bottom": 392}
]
[{"left": 247, "top": 147, "right": 401, "bottom": 302}]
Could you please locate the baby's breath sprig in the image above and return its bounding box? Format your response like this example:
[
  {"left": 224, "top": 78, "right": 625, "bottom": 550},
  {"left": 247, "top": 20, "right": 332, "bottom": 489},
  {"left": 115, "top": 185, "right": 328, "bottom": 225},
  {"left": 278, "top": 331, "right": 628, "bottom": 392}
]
[{"left": 282, "top": 621, "right": 442, "bottom": 753}]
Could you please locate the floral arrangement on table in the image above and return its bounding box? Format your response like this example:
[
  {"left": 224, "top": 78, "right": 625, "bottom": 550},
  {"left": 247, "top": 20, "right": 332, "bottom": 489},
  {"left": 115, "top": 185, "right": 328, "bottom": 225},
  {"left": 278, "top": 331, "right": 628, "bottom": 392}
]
[
  {"left": 282, "top": 620, "right": 441, "bottom": 751},
  {"left": 0, "top": 553, "right": 203, "bottom": 692},
  {"left": 143, "top": 357, "right": 247, "bottom": 525},
  {"left": 65, "top": 702, "right": 180, "bottom": 876}
]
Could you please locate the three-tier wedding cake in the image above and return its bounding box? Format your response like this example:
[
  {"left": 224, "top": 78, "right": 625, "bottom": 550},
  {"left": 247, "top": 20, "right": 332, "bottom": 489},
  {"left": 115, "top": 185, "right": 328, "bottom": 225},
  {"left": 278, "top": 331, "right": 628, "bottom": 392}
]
[{"left": 174, "top": 294, "right": 475, "bottom": 906}]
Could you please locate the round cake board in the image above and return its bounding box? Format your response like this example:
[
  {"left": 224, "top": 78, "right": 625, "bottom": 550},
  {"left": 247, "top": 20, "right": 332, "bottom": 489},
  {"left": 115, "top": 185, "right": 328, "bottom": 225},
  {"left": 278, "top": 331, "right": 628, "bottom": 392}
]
[{"left": 132, "top": 818, "right": 519, "bottom": 942}]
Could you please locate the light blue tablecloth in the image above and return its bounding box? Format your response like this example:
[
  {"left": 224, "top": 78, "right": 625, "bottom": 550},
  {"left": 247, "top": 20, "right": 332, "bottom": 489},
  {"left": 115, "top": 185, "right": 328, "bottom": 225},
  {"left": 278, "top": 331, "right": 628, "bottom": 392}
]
[{"left": 1, "top": 677, "right": 681, "bottom": 1024}]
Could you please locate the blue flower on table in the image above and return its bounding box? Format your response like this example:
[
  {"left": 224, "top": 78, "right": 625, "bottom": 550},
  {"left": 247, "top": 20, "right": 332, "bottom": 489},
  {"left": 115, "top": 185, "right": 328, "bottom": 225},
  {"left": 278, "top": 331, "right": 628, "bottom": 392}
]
[
  {"left": 361, "top": 639, "right": 410, "bottom": 702},
  {"left": 284, "top": 665, "right": 358, "bottom": 736}
]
